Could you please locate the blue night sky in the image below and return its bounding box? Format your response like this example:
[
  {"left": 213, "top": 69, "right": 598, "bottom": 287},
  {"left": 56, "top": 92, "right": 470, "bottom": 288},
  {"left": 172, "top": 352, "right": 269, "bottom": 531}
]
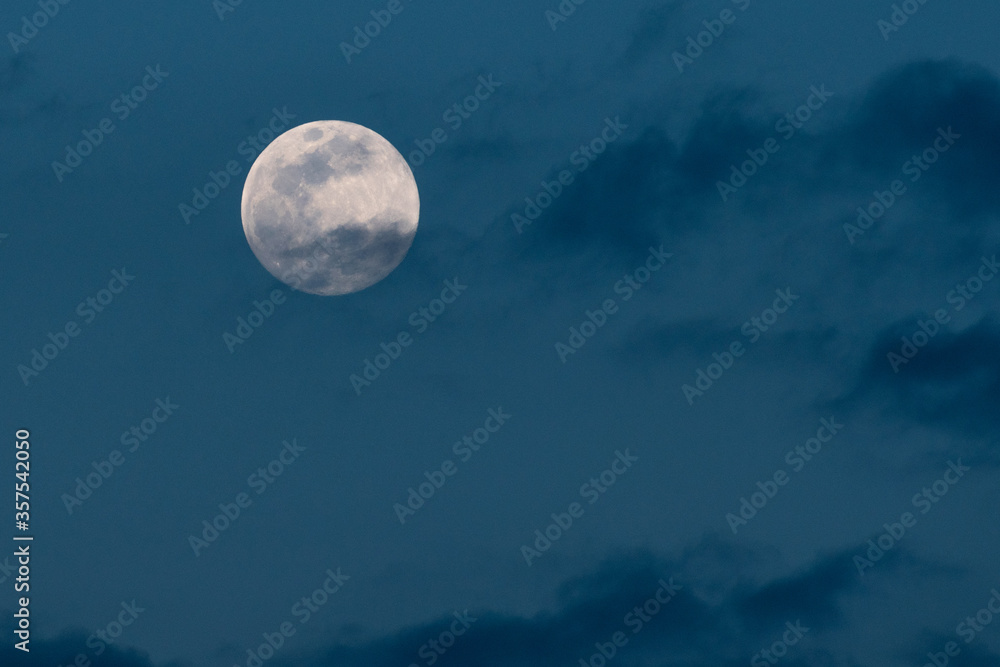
[{"left": 2, "top": 1, "right": 1000, "bottom": 666}]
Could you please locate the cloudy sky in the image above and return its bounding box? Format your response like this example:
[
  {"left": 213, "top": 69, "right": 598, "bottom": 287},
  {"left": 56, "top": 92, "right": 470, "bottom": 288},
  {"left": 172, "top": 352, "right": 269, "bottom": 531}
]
[{"left": 2, "top": 0, "right": 1000, "bottom": 666}]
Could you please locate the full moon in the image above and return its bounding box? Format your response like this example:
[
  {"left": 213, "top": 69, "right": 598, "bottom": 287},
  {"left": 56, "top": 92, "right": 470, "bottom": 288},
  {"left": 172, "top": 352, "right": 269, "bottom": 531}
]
[{"left": 241, "top": 120, "right": 419, "bottom": 296}]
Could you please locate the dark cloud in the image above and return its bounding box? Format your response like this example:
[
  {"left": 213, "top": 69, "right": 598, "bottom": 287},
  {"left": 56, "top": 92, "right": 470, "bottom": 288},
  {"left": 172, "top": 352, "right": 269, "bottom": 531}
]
[
  {"left": 506, "top": 125, "right": 694, "bottom": 262},
  {"left": 491, "top": 59, "right": 1000, "bottom": 441},
  {"left": 0, "top": 53, "right": 66, "bottom": 125},
  {"left": 735, "top": 551, "right": 860, "bottom": 629},
  {"left": 505, "top": 58, "right": 1000, "bottom": 264},
  {"left": 849, "top": 61, "right": 1000, "bottom": 163},
  {"left": 617, "top": 0, "right": 691, "bottom": 68},
  {"left": 0, "top": 631, "right": 188, "bottom": 667},
  {"left": 7, "top": 539, "right": 926, "bottom": 667},
  {"left": 0, "top": 53, "right": 35, "bottom": 92},
  {"left": 849, "top": 316, "right": 1000, "bottom": 443},
  {"left": 270, "top": 541, "right": 869, "bottom": 667}
]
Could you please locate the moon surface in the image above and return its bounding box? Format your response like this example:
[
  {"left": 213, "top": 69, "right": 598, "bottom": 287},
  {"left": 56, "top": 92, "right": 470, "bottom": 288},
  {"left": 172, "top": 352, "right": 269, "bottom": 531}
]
[{"left": 241, "top": 120, "right": 419, "bottom": 296}]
